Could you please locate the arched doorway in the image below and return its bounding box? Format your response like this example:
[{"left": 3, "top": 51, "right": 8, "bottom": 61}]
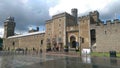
[{"left": 70, "top": 36, "right": 76, "bottom": 48}]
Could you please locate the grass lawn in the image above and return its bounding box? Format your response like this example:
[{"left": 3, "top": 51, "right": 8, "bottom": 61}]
[{"left": 91, "top": 52, "right": 120, "bottom": 58}]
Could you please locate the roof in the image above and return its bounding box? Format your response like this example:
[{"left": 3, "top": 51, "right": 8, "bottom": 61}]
[{"left": 8, "top": 31, "right": 45, "bottom": 39}]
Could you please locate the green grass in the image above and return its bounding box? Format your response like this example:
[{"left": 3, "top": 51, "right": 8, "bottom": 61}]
[
  {"left": 91, "top": 52, "right": 120, "bottom": 58},
  {"left": 117, "top": 53, "right": 120, "bottom": 58},
  {"left": 91, "top": 52, "right": 109, "bottom": 57}
]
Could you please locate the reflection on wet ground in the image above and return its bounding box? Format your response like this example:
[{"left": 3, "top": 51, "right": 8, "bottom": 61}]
[{"left": 0, "top": 51, "right": 120, "bottom": 68}]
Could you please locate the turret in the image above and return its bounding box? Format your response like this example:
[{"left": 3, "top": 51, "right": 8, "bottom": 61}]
[
  {"left": 89, "top": 11, "right": 99, "bottom": 23},
  {"left": 71, "top": 8, "right": 78, "bottom": 24},
  {"left": 3, "top": 16, "right": 16, "bottom": 38}
]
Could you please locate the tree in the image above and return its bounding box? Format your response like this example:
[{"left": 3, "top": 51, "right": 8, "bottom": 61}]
[{"left": 0, "top": 37, "right": 3, "bottom": 50}]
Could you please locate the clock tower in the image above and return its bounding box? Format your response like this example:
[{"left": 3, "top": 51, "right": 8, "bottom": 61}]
[{"left": 3, "top": 16, "right": 16, "bottom": 38}]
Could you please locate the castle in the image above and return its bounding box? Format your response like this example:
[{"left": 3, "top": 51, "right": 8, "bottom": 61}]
[{"left": 3, "top": 8, "right": 120, "bottom": 52}]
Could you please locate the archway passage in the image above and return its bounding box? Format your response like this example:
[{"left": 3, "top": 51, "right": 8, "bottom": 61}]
[
  {"left": 70, "top": 36, "right": 76, "bottom": 48},
  {"left": 90, "top": 29, "right": 96, "bottom": 46},
  {"left": 72, "top": 41, "right": 76, "bottom": 48}
]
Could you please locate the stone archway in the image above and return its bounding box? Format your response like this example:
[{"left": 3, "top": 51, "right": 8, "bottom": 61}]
[{"left": 70, "top": 36, "right": 76, "bottom": 48}]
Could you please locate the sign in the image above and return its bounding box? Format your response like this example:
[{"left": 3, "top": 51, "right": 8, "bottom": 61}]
[{"left": 82, "top": 49, "right": 91, "bottom": 54}]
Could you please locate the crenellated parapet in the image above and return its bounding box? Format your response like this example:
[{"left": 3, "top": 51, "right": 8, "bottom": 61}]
[
  {"left": 89, "top": 11, "right": 99, "bottom": 16},
  {"left": 78, "top": 10, "right": 100, "bottom": 26},
  {"left": 113, "top": 19, "right": 119, "bottom": 23},
  {"left": 89, "top": 11, "right": 100, "bottom": 23},
  {"left": 79, "top": 15, "right": 90, "bottom": 21},
  {"left": 102, "top": 19, "right": 120, "bottom": 25}
]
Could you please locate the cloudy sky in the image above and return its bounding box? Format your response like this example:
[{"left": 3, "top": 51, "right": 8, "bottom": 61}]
[{"left": 0, "top": 0, "right": 120, "bottom": 37}]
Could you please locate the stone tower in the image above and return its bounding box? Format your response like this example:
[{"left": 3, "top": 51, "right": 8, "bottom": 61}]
[
  {"left": 3, "top": 16, "right": 15, "bottom": 38},
  {"left": 71, "top": 8, "right": 78, "bottom": 24},
  {"left": 89, "top": 11, "right": 99, "bottom": 23}
]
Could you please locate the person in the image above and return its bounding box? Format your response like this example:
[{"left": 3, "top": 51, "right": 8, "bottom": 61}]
[
  {"left": 56, "top": 46, "right": 59, "bottom": 51},
  {"left": 25, "top": 48, "right": 28, "bottom": 54}
]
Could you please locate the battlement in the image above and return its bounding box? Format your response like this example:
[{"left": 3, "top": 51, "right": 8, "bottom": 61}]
[
  {"left": 101, "top": 19, "right": 120, "bottom": 26},
  {"left": 106, "top": 20, "right": 112, "bottom": 24},
  {"left": 105, "top": 19, "right": 120, "bottom": 24},
  {"left": 5, "top": 16, "right": 15, "bottom": 22},
  {"left": 113, "top": 19, "right": 119, "bottom": 23},
  {"left": 89, "top": 10, "right": 99, "bottom": 16},
  {"left": 79, "top": 15, "right": 90, "bottom": 21},
  {"left": 79, "top": 10, "right": 99, "bottom": 21}
]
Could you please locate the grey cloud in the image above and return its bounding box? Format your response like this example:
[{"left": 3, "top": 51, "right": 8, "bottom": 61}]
[
  {"left": 0, "top": 0, "right": 58, "bottom": 33},
  {"left": 99, "top": 1, "right": 120, "bottom": 20},
  {"left": 0, "top": 0, "right": 120, "bottom": 33},
  {"left": 78, "top": 1, "right": 120, "bottom": 21}
]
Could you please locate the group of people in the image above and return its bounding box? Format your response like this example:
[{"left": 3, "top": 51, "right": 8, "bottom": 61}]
[{"left": 46, "top": 45, "right": 63, "bottom": 52}]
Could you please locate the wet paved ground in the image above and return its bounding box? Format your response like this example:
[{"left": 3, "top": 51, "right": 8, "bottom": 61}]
[{"left": 0, "top": 51, "right": 120, "bottom": 68}]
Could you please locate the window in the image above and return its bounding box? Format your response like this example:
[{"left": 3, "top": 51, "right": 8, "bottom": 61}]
[
  {"left": 58, "top": 38, "right": 62, "bottom": 43},
  {"left": 105, "top": 30, "right": 107, "bottom": 34},
  {"left": 59, "top": 19, "right": 61, "bottom": 21},
  {"left": 13, "top": 42, "right": 15, "bottom": 46},
  {"left": 83, "top": 20, "right": 84, "bottom": 23},
  {"left": 81, "top": 38, "right": 84, "bottom": 43},
  {"left": 59, "top": 31, "right": 61, "bottom": 34},
  {"left": 41, "top": 40, "right": 43, "bottom": 45},
  {"left": 46, "top": 38, "right": 50, "bottom": 43},
  {"left": 59, "top": 24, "right": 61, "bottom": 27}
]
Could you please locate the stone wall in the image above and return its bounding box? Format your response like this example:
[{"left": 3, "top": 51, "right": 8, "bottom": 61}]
[
  {"left": 45, "top": 12, "right": 76, "bottom": 49},
  {"left": 79, "top": 16, "right": 91, "bottom": 49},
  {"left": 4, "top": 33, "right": 45, "bottom": 51},
  {"left": 93, "top": 21, "right": 120, "bottom": 52},
  {"left": 45, "top": 13, "right": 66, "bottom": 48}
]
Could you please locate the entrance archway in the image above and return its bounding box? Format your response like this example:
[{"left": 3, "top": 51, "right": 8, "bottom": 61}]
[{"left": 70, "top": 36, "right": 76, "bottom": 48}]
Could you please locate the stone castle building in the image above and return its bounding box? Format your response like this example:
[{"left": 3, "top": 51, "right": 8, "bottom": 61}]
[{"left": 3, "top": 8, "right": 120, "bottom": 52}]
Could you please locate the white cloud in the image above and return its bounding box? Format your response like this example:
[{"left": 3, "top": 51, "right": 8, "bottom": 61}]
[
  {"left": 49, "top": 0, "right": 114, "bottom": 16},
  {"left": 0, "top": 28, "right": 4, "bottom": 38},
  {"left": 21, "top": 0, "right": 28, "bottom": 4}
]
